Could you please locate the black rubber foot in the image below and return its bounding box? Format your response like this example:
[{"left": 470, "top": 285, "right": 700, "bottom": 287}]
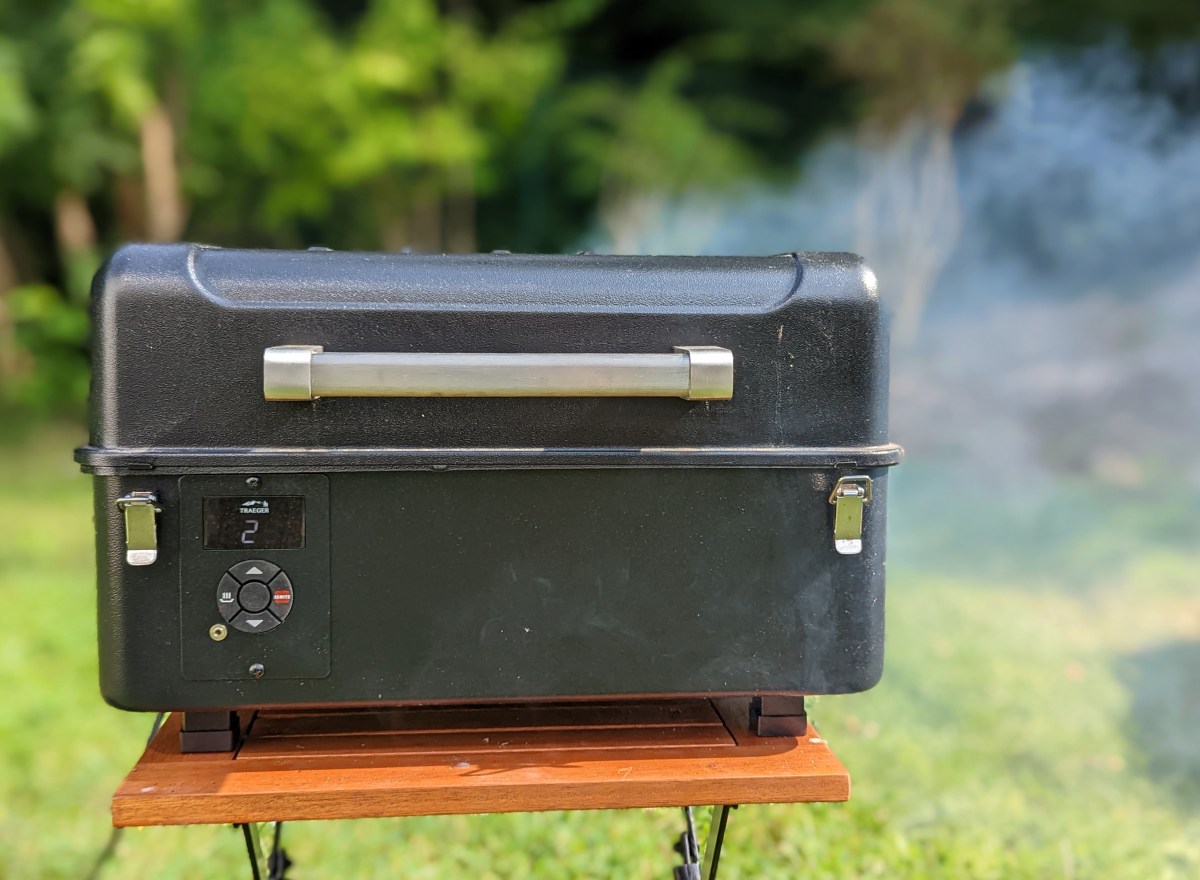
[
  {"left": 180, "top": 710, "right": 240, "bottom": 753},
  {"left": 749, "top": 696, "right": 807, "bottom": 737}
]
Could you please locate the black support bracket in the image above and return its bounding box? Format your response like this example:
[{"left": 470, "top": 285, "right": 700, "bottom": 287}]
[
  {"left": 180, "top": 710, "right": 240, "bottom": 753},
  {"left": 749, "top": 695, "right": 807, "bottom": 737}
]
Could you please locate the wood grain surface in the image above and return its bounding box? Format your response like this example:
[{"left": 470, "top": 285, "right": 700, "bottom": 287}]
[{"left": 112, "top": 698, "right": 849, "bottom": 827}]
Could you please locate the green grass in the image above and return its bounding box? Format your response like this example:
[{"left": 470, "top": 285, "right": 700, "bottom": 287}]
[{"left": 2, "top": 428, "right": 1199, "bottom": 878}]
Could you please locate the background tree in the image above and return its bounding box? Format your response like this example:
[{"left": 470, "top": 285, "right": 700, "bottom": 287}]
[{"left": 0, "top": 0, "right": 1197, "bottom": 417}]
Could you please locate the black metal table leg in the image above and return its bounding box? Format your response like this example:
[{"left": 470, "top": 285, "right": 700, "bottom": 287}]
[
  {"left": 240, "top": 821, "right": 291, "bottom": 880},
  {"left": 673, "top": 805, "right": 737, "bottom": 879},
  {"left": 240, "top": 823, "right": 263, "bottom": 880},
  {"left": 700, "top": 805, "right": 735, "bottom": 880},
  {"left": 267, "top": 822, "right": 292, "bottom": 879},
  {"left": 673, "top": 806, "right": 702, "bottom": 879}
]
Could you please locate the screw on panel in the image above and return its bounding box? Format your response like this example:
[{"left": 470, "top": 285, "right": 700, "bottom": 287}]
[
  {"left": 209, "top": 624, "right": 228, "bottom": 642},
  {"left": 246, "top": 476, "right": 261, "bottom": 489},
  {"left": 249, "top": 663, "right": 265, "bottom": 679}
]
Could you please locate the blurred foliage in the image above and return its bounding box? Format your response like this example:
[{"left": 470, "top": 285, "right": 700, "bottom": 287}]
[{"left": 0, "top": 0, "right": 1197, "bottom": 418}]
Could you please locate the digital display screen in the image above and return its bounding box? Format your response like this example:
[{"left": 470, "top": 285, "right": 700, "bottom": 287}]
[{"left": 203, "top": 496, "right": 305, "bottom": 550}]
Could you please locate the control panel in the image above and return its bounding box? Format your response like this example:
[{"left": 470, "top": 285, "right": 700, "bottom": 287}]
[
  {"left": 178, "top": 474, "right": 330, "bottom": 682},
  {"left": 217, "top": 559, "right": 294, "bottom": 633}
]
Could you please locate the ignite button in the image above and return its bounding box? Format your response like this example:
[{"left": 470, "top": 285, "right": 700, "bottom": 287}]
[
  {"left": 237, "top": 581, "right": 271, "bottom": 614},
  {"left": 269, "top": 571, "right": 294, "bottom": 620}
]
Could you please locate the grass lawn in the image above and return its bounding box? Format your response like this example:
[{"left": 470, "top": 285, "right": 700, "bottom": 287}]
[{"left": 2, "top": 427, "right": 1198, "bottom": 878}]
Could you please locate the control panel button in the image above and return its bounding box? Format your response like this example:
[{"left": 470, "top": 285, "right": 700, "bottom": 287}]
[
  {"left": 268, "top": 571, "right": 294, "bottom": 620},
  {"left": 228, "top": 559, "right": 280, "bottom": 584},
  {"left": 237, "top": 581, "right": 272, "bottom": 614},
  {"left": 230, "top": 610, "right": 281, "bottom": 634},
  {"left": 215, "top": 559, "right": 295, "bottom": 634},
  {"left": 216, "top": 573, "right": 241, "bottom": 622}
]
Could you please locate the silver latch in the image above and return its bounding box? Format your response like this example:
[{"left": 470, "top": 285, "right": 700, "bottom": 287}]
[
  {"left": 115, "top": 491, "right": 162, "bottom": 566},
  {"left": 828, "top": 476, "right": 872, "bottom": 555}
]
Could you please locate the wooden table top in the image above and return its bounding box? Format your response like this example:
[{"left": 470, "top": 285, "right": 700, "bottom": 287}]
[{"left": 112, "top": 697, "right": 849, "bottom": 827}]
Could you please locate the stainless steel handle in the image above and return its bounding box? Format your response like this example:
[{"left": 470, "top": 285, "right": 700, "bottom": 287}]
[{"left": 264, "top": 345, "right": 733, "bottom": 401}]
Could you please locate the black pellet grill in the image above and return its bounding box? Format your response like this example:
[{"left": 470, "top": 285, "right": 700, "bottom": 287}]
[{"left": 78, "top": 244, "right": 901, "bottom": 744}]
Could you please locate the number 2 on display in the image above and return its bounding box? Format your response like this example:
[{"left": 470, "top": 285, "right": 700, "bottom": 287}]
[{"left": 241, "top": 519, "right": 259, "bottom": 545}]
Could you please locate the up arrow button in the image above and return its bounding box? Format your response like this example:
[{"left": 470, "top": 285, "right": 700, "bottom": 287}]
[{"left": 229, "top": 559, "right": 280, "bottom": 583}]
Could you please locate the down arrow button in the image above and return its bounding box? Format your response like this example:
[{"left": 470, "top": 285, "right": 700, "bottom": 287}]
[{"left": 231, "top": 610, "right": 281, "bottom": 634}]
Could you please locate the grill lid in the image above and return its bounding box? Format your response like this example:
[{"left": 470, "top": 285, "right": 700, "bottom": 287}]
[{"left": 80, "top": 245, "right": 898, "bottom": 472}]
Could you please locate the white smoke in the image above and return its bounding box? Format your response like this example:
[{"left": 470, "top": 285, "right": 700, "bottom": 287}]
[{"left": 595, "top": 40, "right": 1200, "bottom": 489}]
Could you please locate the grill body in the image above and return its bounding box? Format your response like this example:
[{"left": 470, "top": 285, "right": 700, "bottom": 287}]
[{"left": 79, "top": 245, "right": 900, "bottom": 711}]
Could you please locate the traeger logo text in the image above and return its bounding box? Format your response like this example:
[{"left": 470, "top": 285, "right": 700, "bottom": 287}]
[{"left": 239, "top": 499, "right": 270, "bottom": 514}]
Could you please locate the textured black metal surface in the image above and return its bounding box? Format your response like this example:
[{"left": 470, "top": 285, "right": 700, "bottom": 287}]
[
  {"left": 87, "top": 245, "right": 887, "bottom": 453},
  {"left": 85, "top": 245, "right": 897, "bottom": 712},
  {"left": 96, "top": 468, "right": 888, "bottom": 711}
]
